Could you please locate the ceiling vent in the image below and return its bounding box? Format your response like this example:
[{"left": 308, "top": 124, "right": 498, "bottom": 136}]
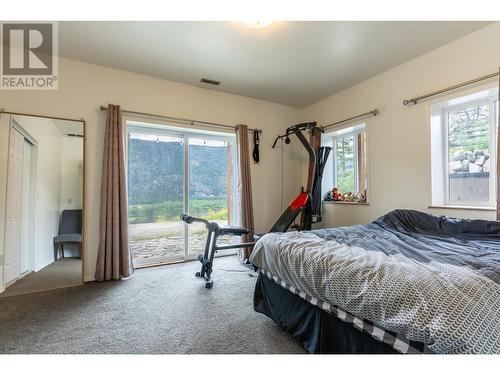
[{"left": 200, "top": 77, "right": 221, "bottom": 86}]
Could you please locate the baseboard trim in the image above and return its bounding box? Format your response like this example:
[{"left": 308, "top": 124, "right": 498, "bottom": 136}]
[{"left": 1, "top": 270, "right": 35, "bottom": 293}]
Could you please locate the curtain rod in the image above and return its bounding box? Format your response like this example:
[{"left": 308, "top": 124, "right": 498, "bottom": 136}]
[
  {"left": 402, "top": 71, "right": 499, "bottom": 106},
  {"left": 0, "top": 109, "right": 85, "bottom": 123},
  {"left": 99, "top": 105, "right": 262, "bottom": 133},
  {"left": 322, "top": 109, "right": 379, "bottom": 131}
]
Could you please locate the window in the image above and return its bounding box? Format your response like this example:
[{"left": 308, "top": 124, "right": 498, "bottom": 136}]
[
  {"left": 323, "top": 124, "right": 368, "bottom": 202},
  {"left": 431, "top": 88, "right": 498, "bottom": 208},
  {"left": 335, "top": 133, "right": 356, "bottom": 193},
  {"left": 126, "top": 121, "right": 237, "bottom": 267}
]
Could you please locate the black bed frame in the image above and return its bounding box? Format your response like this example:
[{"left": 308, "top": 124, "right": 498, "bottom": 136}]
[{"left": 254, "top": 273, "right": 400, "bottom": 354}]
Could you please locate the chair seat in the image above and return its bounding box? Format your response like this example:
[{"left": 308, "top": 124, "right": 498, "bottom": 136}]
[
  {"left": 218, "top": 225, "right": 249, "bottom": 236},
  {"left": 54, "top": 233, "right": 82, "bottom": 244}
]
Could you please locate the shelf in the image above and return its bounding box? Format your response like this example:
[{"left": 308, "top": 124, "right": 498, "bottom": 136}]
[{"left": 323, "top": 201, "right": 369, "bottom": 206}]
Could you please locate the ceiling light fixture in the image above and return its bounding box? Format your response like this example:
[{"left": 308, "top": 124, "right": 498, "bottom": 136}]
[{"left": 244, "top": 21, "right": 273, "bottom": 29}]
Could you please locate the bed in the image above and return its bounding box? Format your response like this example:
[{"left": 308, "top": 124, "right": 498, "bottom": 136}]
[{"left": 250, "top": 209, "right": 500, "bottom": 354}]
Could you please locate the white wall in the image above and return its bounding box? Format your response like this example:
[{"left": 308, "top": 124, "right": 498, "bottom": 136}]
[
  {"left": 58, "top": 136, "right": 84, "bottom": 258},
  {"left": 300, "top": 22, "right": 500, "bottom": 228},
  {"left": 60, "top": 137, "right": 84, "bottom": 210},
  {"left": 14, "top": 116, "right": 64, "bottom": 271},
  {"left": 0, "top": 57, "right": 301, "bottom": 281}
]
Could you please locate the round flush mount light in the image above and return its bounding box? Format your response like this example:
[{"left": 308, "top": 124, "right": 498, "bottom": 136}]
[{"left": 244, "top": 21, "right": 273, "bottom": 29}]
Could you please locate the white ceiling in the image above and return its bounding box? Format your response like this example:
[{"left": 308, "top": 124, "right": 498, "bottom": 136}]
[{"left": 59, "top": 21, "right": 491, "bottom": 108}]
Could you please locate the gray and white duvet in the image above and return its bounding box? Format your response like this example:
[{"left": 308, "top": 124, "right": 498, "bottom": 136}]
[{"left": 250, "top": 209, "right": 500, "bottom": 354}]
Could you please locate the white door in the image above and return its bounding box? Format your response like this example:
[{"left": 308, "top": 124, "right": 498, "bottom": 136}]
[
  {"left": 4, "top": 127, "right": 25, "bottom": 284},
  {"left": 19, "top": 140, "right": 32, "bottom": 274}
]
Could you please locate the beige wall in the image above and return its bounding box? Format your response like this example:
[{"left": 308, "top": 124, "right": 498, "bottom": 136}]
[
  {"left": 0, "top": 57, "right": 301, "bottom": 282},
  {"left": 2, "top": 22, "right": 499, "bottom": 282},
  {"left": 300, "top": 22, "right": 500, "bottom": 228}
]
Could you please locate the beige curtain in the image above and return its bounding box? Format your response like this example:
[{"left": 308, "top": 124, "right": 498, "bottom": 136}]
[
  {"left": 497, "top": 67, "right": 500, "bottom": 220},
  {"left": 235, "top": 124, "right": 255, "bottom": 262},
  {"left": 95, "top": 104, "right": 134, "bottom": 281}
]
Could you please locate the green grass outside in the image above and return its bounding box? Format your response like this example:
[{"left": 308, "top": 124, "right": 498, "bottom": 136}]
[{"left": 129, "top": 198, "right": 228, "bottom": 224}]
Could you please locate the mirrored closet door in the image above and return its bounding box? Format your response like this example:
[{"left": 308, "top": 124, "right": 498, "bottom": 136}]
[{"left": 0, "top": 113, "right": 84, "bottom": 297}]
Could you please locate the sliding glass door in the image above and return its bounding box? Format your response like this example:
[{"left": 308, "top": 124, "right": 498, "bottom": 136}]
[
  {"left": 187, "top": 137, "right": 235, "bottom": 256},
  {"left": 127, "top": 123, "right": 236, "bottom": 267},
  {"left": 127, "top": 131, "right": 185, "bottom": 266}
]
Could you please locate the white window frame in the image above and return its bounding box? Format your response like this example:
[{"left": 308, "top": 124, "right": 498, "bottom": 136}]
[
  {"left": 329, "top": 123, "right": 366, "bottom": 195},
  {"left": 441, "top": 96, "right": 497, "bottom": 208}
]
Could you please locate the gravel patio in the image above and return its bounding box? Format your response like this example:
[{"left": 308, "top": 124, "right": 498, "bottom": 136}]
[{"left": 129, "top": 220, "right": 235, "bottom": 266}]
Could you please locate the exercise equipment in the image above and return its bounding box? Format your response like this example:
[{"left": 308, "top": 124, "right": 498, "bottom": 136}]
[
  {"left": 272, "top": 121, "right": 331, "bottom": 230},
  {"left": 180, "top": 214, "right": 252, "bottom": 288},
  {"left": 181, "top": 121, "right": 331, "bottom": 288}
]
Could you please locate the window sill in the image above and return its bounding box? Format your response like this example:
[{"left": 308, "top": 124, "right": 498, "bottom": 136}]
[
  {"left": 429, "top": 205, "right": 495, "bottom": 212},
  {"left": 323, "top": 201, "right": 370, "bottom": 206}
]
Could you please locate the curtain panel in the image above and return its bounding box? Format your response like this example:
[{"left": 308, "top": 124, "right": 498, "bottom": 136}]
[
  {"left": 95, "top": 104, "right": 134, "bottom": 281},
  {"left": 235, "top": 124, "right": 255, "bottom": 262}
]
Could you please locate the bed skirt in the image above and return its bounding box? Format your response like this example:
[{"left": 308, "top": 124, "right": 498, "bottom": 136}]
[{"left": 253, "top": 273, "right": 402, "bottom": 354}]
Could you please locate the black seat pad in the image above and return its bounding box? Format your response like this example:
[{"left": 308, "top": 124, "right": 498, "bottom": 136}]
[{"left": 218, "top": 225, "right": 249, "bottom": 236}]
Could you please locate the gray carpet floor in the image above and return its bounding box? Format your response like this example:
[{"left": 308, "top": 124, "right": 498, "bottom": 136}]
[
  {"left": 0, "top": 258, "right": 82, "bottom": 298},
  {"left": 0, "top": 255, "right": 305, "bottom": 354}
]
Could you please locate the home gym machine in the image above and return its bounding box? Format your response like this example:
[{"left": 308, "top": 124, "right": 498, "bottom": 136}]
[
  {"left": 181, "top": 121, "right": 331, "bottom": 288},
  {"left": 270, "top": 121, "right": 331, "bottom": 231}
]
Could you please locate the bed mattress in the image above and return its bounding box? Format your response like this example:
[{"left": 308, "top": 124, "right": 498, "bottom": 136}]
[{"left": 249, "top": 209, "right": 500, "bottom": 354}]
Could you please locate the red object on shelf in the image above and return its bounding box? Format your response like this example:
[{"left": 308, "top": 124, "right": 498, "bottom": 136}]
[{"left": 332, "top": 187, "right": 343, "bottom": 201}]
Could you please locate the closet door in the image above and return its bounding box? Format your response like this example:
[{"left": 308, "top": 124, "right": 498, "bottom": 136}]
[
  {"left": 4, "top": 127, "right": 25, "bottom": 284},
  {"left": 19, "top": 140, "right": 32, "bottom": 274}
]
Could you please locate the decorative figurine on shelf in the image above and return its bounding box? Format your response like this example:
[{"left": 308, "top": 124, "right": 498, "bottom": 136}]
[
  {"left": 332, "top": 187, "right": 343, "bottom": 201},
  {"left": 358, "top": 189, "right": 367, "bottom": 203},
  {"left": 324, "top": 187, "right": 367, "bottom": 203},
  {"left": 324, "top": 190, "right": 333, "bottom": 201},
  {"left": 324, "top": 187, "right": 343, "bottom": 202},
  {"left": 324, "top": 187, "right": 342, "bottom": 202},
  {"left": 338, "top": 189, "right": 368, "bottom": 203},
  {"left": 343, "top": 192, "right": 354, "bottom": 202}
]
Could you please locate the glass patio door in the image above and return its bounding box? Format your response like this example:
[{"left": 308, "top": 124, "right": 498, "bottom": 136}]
[
  {"left": 187, "top": 136, "right": 235, "bottom": 257},
  {"left": 127, "top": 129, "right": 186, "bottom": 266},
  {"left": 127, "top": 123, "right": 236, "bottom": 267}
]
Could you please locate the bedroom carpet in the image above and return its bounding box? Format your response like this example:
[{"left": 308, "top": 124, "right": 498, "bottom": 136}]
[
  {"left": 0, "top": 258, "right": 82, "bottom": 298},
  {"left": 0, "top": 255, "right": 305, "bottom": 354}
]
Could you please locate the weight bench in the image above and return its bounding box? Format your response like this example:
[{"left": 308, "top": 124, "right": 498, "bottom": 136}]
[
  {"left": 180, "top": 214, "right": 254, "bottom": 288},
  {"left": 180, "top": 192, "right": 312, "bottom": 288}
]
